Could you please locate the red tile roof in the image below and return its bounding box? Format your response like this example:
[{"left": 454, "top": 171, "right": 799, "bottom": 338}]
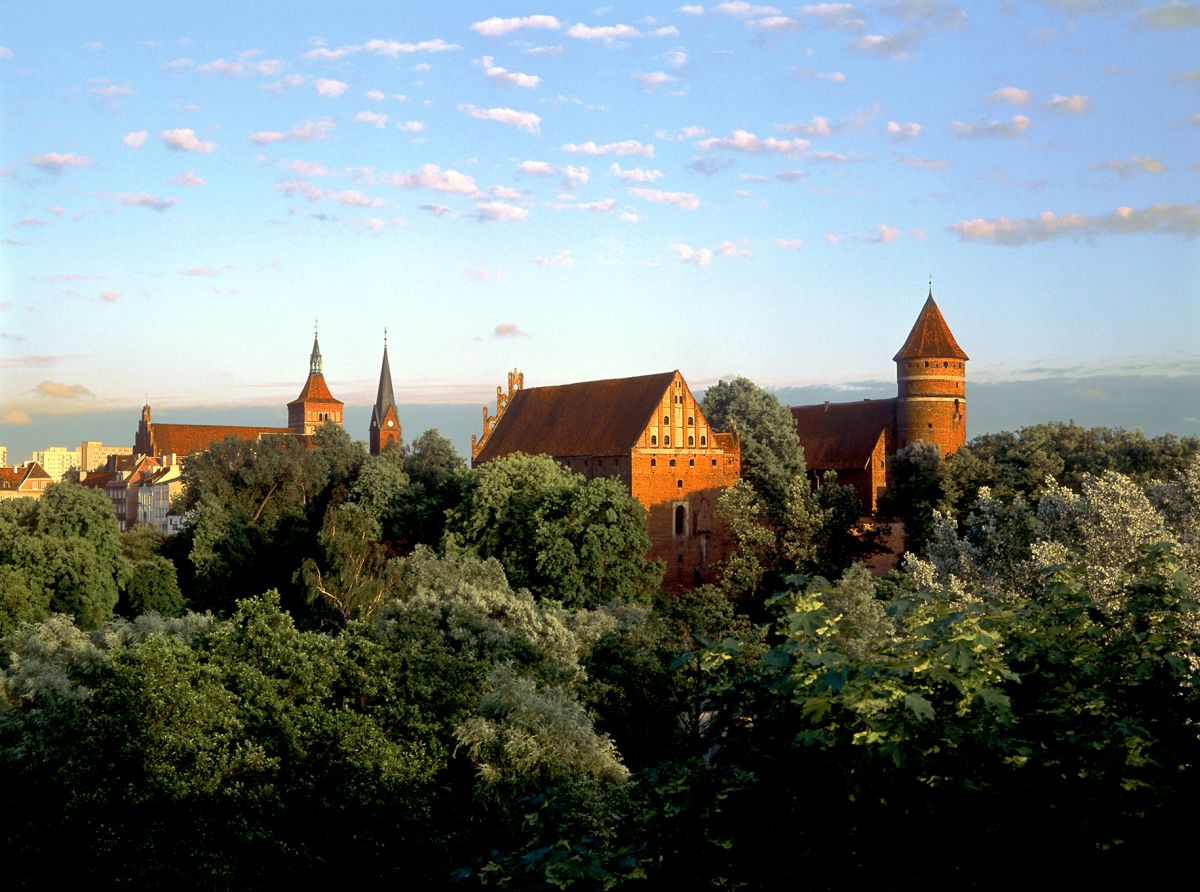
[
  {"left": 150, "top": 424, "right": 292, "bottom": 458},
  {"left": 893, "top": 294, "right": 969, "bottom": 361},
  {"left": 289, "top": 372, "right": 343, "bottom": 406},
  {"left": 0, "top": 467, "right": 20, "bottom": 490},
  {"left": 792, "top": 399, "right": 896, "bottom": 470},
  {"left": 474, "top": 371, "right": 678, "bottom": 462}
]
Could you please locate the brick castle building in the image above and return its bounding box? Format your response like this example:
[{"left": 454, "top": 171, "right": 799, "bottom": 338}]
[
  {"left": 471, "top": 369, "right": 741, "bottom": 588},
  {"left": 792, "top": 290, "right": 968, "bottom": 512}
]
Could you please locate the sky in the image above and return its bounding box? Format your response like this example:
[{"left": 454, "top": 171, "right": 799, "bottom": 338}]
[{"left": 1, "top": 1, "right": 1198, "bottom": 460}]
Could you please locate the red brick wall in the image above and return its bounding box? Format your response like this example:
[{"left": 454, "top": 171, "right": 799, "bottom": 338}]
[{"left": 895, "top": 357, "right": 966, "bottom": 456}]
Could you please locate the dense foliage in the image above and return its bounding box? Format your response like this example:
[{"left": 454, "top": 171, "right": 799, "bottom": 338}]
[{"left": 1, "top": 418, "right": 1197, "bottom": 887}]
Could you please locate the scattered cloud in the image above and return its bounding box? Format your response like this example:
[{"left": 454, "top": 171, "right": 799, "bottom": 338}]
[
  {"left": 362, "top": 38, "right": 460, "bottom": 56},
  {"left": 636, "top": 70, "right": 678, "bottom": 90},
  {"left": 161, "top": 128, "right": 216, "bottom": 153},
  {"left": 198, "top": 55, "right": 284, "bottom": 77},
  {"left": 397, "top": 120, "right": 424, "bottom": 132},
  {"left": 332, "top": 190, "right": 384, "bottom": 208},
  {"left": 99, "top": 290, "right": 121, "bottom": 303},
  {"left": 852, "top": 32, "right": 918, "bottom": 59},
  {"left": 1094, "top": 156, "right": 1167, "bottom": 177},
  {"left": 476, "top": 201, "right": 529, "bottom": 222},
  {"left": 566, "top": 22, "right": 670, "bottom": 41},
  {"left": 776, "top": 170, "right": 808, "bottom": 181},
  {"left": 355, "top": 110, "right": 388, "bottom": 128},
  {"left": 716, "top": 240, "right": 752, "bottom": 258},
  {"left": 664, "top": 49, "right": 688, "bottom": 69},
  {"left": 172, "top": 171, "right": 206, "bottom": 185},
  {"left": 713, "top": 2, "right": 781, "bottom": 16},
  {"left": 458, "top": 104, "right": 541, "bottom": 133},
  {"left": 31, "top": 153, "right": 93, "bottom": 173},
  {"left": 493, "top": 322, "right": 527, "bottom": 336},
  {"left": 490, "top": 185, "right": 524, "bottom": 201},
  {"left": 420, "top": 204, "right": 454, "bottom": 217},
  {"left": 655, "top": 126, "right": 705, "bottom": 141},
  {"left": 120, "top": 192, "right": 179, "bottom": 212},
  {"left": 886, "top": 120, "right": 923, "bottom": 140},
  {"left": 677, "top": 4, "right": 705, "bottom": 13},
  {"left": 122, "top": 130, "right": 148, "bottom": 149},
  {"left": 1045, "top": 93, "right": 1091, "bottom": 114},
  {"left": 90, "top": 84, "right": 134, "bottom": 100},
  {"left": 775, "top": 238, "right": 804, "bottom": 251},
  {"left": 314, "top": 78, "right": 349, "bottom": 98},
  {"left": 990, "top": 86, "right": 1031, "bottom": 105},
  {"left": 37, "top": 381, "right": 92, "bottom": 399},
  {"left": 3, "top": 410, "right": 31, "bottom": 426},
  {"left": 365, "top": 89, "right": 386, "bottom": 100},
  {"left": 897, "top": 155, "right": 948, "bottom": 169},
  {"left": 478, "top": 56, "right": 540, "bottom": 88},
  {"left": 0, "top": 46, "right": 11, "bottom": 60},
  {"left": 950, "top": 201, "right": 1200, "bottom": 245},
  {"left": 779, "top": 116, "right": 833, "bottom": 137},
  {"left": 290, "top": 160, "right": 328, "bottom": 177},
  {"left": 560, "top": 165, "right": 590, "bottom": 189},
  {"left": 800, "top": 3, "right": 868, "bottom": 30},
  {"left": 860, "top": 223, "right": 903, "bottom": 243},
  {"left": 671, "top": 242, "right": 712, "bottom": 265},
  {"left": 471, "top": 15, "right": 562, "bottom": 37},
  {"left": 1138, "top": 1, "right": 1200, "bottom": 29},
  {"left": 950, "top": 115, "right": 1032, "bottom": 138},
  {"left": 698, "top": 130, "right": 809, "bottom": 156},
  {"left": 628, "top": 187, "right": 700, "bottom": 210},
  {"left": 575, "top": 198, "right": 617, "bottom": 213},
  {"left": 387, "top": 164, "right": 479, "bottom": 196},
  {"left": 180, "top": 267, "right": 219, "bottom": 277},
  {"left": 250, "top": 119, "right": 335, "bottom": 144},
  {"left": 562, "top": 139, "right": 654, "bottom": 158},
  {"left": 519, "top": 160, "right": 555, "bottom": 176},
  {"left": 609, "top": 162, "right": 663, "bottom": 182},
  {"left": 793, "top": 67, "right": 847, "bottom": 82},
  {"left": 533, "top": 248, "right": 574, "bottom": 267}
]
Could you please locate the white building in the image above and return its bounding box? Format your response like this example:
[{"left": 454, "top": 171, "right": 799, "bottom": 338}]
[{"left": 30, "top": 446, "right": 81, "bottom": 482}]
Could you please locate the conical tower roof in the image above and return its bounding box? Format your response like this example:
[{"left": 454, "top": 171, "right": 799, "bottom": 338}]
[
  {"left": 893, "top": 291, "right": 969, "bottom": 361},
  {"left": 372, "top": 342, "right": 398, "bottom": 427}
]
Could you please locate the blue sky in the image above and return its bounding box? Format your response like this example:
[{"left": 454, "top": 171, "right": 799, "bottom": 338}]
[{"left": 1, "top": 1, "right": 1197, "bottom": 454}]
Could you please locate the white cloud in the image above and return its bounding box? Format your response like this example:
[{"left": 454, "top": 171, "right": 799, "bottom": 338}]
[
  {"left": 560, "top": 165, "right": 590, "bottom": 189},
  {"left": 0, "top": 46, "right": 11, "bottom": 59},
  {"left": 100, "top": 291, "right": 121, "bottom": 303},
  {"left": 628, "top": 187, "right": 700, "bottom": 210},
  {"left": 750, "top": 16, "right": 803, "bottom": 31},
  {"left": 519, "top": 160, "right": 555, "bottom": 176},
  {"left": 990, "top": 86, "right": 1031, "bottom": 104},
  {"left": 490, "top": 185, "right": 524, "bottom": 200},
  {"left": 677, "top": 4, "right": 705, "bottom": 13},
  {"left": 950, "top": 201, "right": 1200, "bottom": 245},
  {"left": 275, "top": 179, "right": 324, "bottom": 200},
  {"left": 713, "top": 2, "right": 781, "bottom": 16},
  {"left": 776, "top": 170, "right": 808, "bottom": 181},
  {"left": 799, "top": 3, "right": 868, "bottom": 30},
  {"left": 698, "top": 130, "right": 809, "bottom": 156},
  {"left": 853, "top": 32, "right": 918, "bottom": 58},
  {"left": 387, "top": 164, "right": 479, "bottom": 196},
  {"left": 303, "top": 46, "right": 357, "bottom": 61},
  {"left": 250, "top": 119, "right": 335, "bottom": 144},
  {"left": 493, "top": 322, "right": 528, "bottom": 337},
  {"left": 413, "top": 63, "right": 432, "bottom": 73},
  {"left": 793, "top": 67, "right": 847, "bottom": 82},
  {"left": 161, "top": 128, "right": 216, "bottom": 153},
  {"left": 478, "top": 56, "right": 540, "bottom": 89},
  {"left": 122, "top": 131, "right": 148, "bottom": 148},
  {"left": 636, "top": 70, "right": 677, "bottom": 90},
  {"left": 172, "top": 171, "right": 206, "bottom": 186},
  {"left": 471, "top": 15, "right": 562, "bottom": 36},
  {"left": 897, "top": 155, "right": 948, "bottom": 169},
  {"left": 477, "top": 201, "right": 529, "bottom": 222},
  {"left": 330, "top": 190, "right": 383, "bottom": 208},
  {"left": 421, "top": 204, "right": 453, "bottom": 217},
  {"left": 533, "top": 248, "right": 574, "bottom": 267},
  {"left": 779, "top": 116, "right": 833, "bottom": 137},
  {"left": 198, "top": 56, "right": 283, "bottom": 77},
  {"left": 90, "top": 84, "right": 133, "bottom": 99},
  {"left": 664, "top": 49, "right": 688, "bottom": 69},
  {"left": 716, "top": 240, "right": 751, "bottom": 257},
  {"left": 1139, "top": 1, "right": 1200, "bottom": 29},
  {"left": 1094, "top": 156, "right": 1167, "bottom": 177},
  {"left": 314, "top": 78, "right": 348, "bottom": 98},
  {"left": 567, "top": 23, "right": 641, "bottom": 41},
  {"left": 31, "top": 153, "right": 93, "bottom": 173},
  {"left": 950, "top": 115, "right": 1032, "bottom": 138},
  {"left": 886, "top": 120, "right": 922, "bottom": 140},
  {"left": 655, "top": 126, "right": 706, "bottom": 142},
  {"left": 398, "top": 120, "right": 424, "bottom": 132},
  {"left": 671, "top": 242, "right": 713, "bottom": 265},
  {"left": 576, "top": 198, "right": 618, "bottom": 213},
  {"left": 3, "top": 410, "right": 31, "bottom": 425},
  {"left": 524, "top": 44, "right": 565, "bottom": 56},
  {"left": 363, "top": 38, "right": 460, "bottom": 56},
  {"left": 37, "top": 380, "right": 93, "bottom": 399},
  {"left": 609, "top": 163, "right": 663, "bottom": 182},
  {"left": 775, "top": 238, "right": 804, "bottom": 250},
  {"left": 562, "top": 139, "right": 654, "bottom": 158},
  {"left": 290, "top": 160, "right": 328, "bottom": 177},
  {"left": 180, "top": 267, "right": 219, "bottom": 277},
  {"left": 120, "top": 192, "right": 179, "bottom": 212},
  {"left": 365, "top": 89, "right": 386, "bottom": 100},
  {"left": 458, "top": 104, "right": 541, "bottom": 133},
  {"left": 355, "top": 110, "right": 389, "bottom": 128},
  {"left": 1045, "top": 93, "right": 1091, "bottom": 114},
  {"left": 468, "top": 267, "right": 503, "bottom": 281},
  {"left": 162, "top": 57, "right": 192, "bottom": 70}
]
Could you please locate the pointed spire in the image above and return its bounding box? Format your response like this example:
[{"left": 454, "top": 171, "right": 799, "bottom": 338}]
[
  {"left": 309, "top": 320, "right": 324, "bottom": 376},
  {"left": 894, "top": 290, "right": 969, "bottom": 361},
  {"left": 372, "top": 332, "right": 398, "bottom": 427}
]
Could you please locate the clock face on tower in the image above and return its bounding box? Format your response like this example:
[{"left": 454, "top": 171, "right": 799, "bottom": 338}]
[{"left": 387, "top": 420, "right": 394, "bottom": 427}]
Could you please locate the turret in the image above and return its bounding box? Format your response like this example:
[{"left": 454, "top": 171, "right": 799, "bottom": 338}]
[
  {"left": 894, "top": 289, "right": 968, "bottom": 456},
  {"left": 287, "top": 325, "right": 344, "bottom": 436},
  {"left": 369, "top": 331, "right": 402, "bottom": 455}
]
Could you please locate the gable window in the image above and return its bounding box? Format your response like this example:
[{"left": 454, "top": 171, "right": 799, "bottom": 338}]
[
  {"left": 688, "top": 416, "right": 694, "bottom": 425},
  {"left": 651, "top": 435, "right": 657, "bottom": 446},
  {"left": 700, "top": 435, "right": 707, "bottom": 446}
]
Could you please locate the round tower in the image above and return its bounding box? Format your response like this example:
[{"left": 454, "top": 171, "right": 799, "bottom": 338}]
[{"left": 894, "top": 289, "right": 968, "bottom": 456}]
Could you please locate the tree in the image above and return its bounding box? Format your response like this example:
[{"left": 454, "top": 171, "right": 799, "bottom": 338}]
[
  {"left": 701, "top": 377, "right": 806, "bottom": 514},
  {"left": 125, "top": 557, "right": 185, "bottom": 617},
  {"left": 878, "top": 440, "right": 943, "bottom": 554}
]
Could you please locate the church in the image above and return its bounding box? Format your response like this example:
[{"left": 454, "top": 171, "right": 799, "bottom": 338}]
[{"left": 134, "top": 333, "right": 401, "bottom": 461}]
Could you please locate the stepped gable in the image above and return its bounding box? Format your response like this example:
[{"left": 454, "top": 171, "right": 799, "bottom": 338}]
[
  {"left": 474, "top": 370, "right": 678, "bottom": 462},
  {"left": 893, "top": 292, "right": 969, "bottom": 361},
  {"left": 791, "top": 399, "right": 897, "bottom": 471}
]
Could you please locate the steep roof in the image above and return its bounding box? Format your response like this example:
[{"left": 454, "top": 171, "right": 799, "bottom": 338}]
[
  {"left": 372, "top": 344, "right": 398, "bottom": 427},
  {"left": 149, "top": 424, "right": 292, "bottom": 459},
  {"left": 474, "top": 371, "right": 678, "bottom": 463},
  {"left": 893, "top": 293, "right": 969, "bottom": 361},
  {"left": 0, "top": 467, "right": 21, "bottom": 490},
  {"left": 289, "top": 372, "right": 343, "bottom": 406},
  {"left": 791, "top": 399, "right": 897, "bottom": 470}
]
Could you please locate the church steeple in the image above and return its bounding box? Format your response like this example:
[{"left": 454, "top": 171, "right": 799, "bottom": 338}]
[
  {"left": 288, "top": 325, "right": 344, "bottom": 436},
  {"left": 894, "top": 288, "right": 968, "bottom": 456},
  {"left": 370, "top": 329, "right": 402, "bottom": 455}
]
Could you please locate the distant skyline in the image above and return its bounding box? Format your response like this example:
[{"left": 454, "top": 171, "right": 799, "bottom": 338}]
[{"left": 2, "top": 2, "right": 1198, "bottom": 449}]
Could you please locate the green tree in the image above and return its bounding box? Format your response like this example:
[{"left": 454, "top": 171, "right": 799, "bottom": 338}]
[
  {"left": 125, "top": 557, "right": 186, "bottom": 617},
  {"left": 700, "top": 376, "right": 806, "bottom": 514},
  {"left": 878, "top": 440, "right": 944, "bottom": 554}
]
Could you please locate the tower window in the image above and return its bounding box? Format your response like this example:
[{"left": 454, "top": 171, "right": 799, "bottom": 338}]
[
  {"left": 677, "top": 479, "right": 683, "bottom": 488},
  {"left": 651, "top": 435, "right": 657, "bottom": 446},
  {"left": 669, "top": 459, "right": 677, "bottom": 467},
  {"left": 689, "top": 459, "right": 695, "bottom": 467},
  {"left": 664, "top": 436, "right": 670, "bottom": 446},
  {"left": 688, "top": 416, "right": 694, "bottom": 426},
  {"left": 675, "top": 504, "right": 686, "bottom": 536},
  {"left": 944, "top": 361, "right": 949, "bottom": 368},
  {"left": 664, "top": 415, "right": 670, "bottom": 424},
  {"left": 688, "top": 436, "right": 694, "bottom": 446},
  {"left": 711, "top": 459, "right": 717, "bottom": 466},
  {"left": 650, "top": 458, "right": 657, "bottom": 467},
  {"left": 700, "top": 436, "right": 707, "bottom": 446}
]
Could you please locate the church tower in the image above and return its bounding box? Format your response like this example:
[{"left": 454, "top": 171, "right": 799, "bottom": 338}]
[
  {"left": 288, "top": 328, "right": 344, "bottom": 436},
  {"left": 894, "top": 289, "right": 968, "bottom": 456},
  {"left": 369, "top": 332, "right": 402, "bottom": 455}
]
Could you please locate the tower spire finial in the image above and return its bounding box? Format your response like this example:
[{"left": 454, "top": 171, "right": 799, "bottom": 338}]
[
  {"left": 928, "top": 274, "right": 933, "bottom": 299},
  {"left": 384, "top": 326, "right": 388, "bottom": 348}
]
